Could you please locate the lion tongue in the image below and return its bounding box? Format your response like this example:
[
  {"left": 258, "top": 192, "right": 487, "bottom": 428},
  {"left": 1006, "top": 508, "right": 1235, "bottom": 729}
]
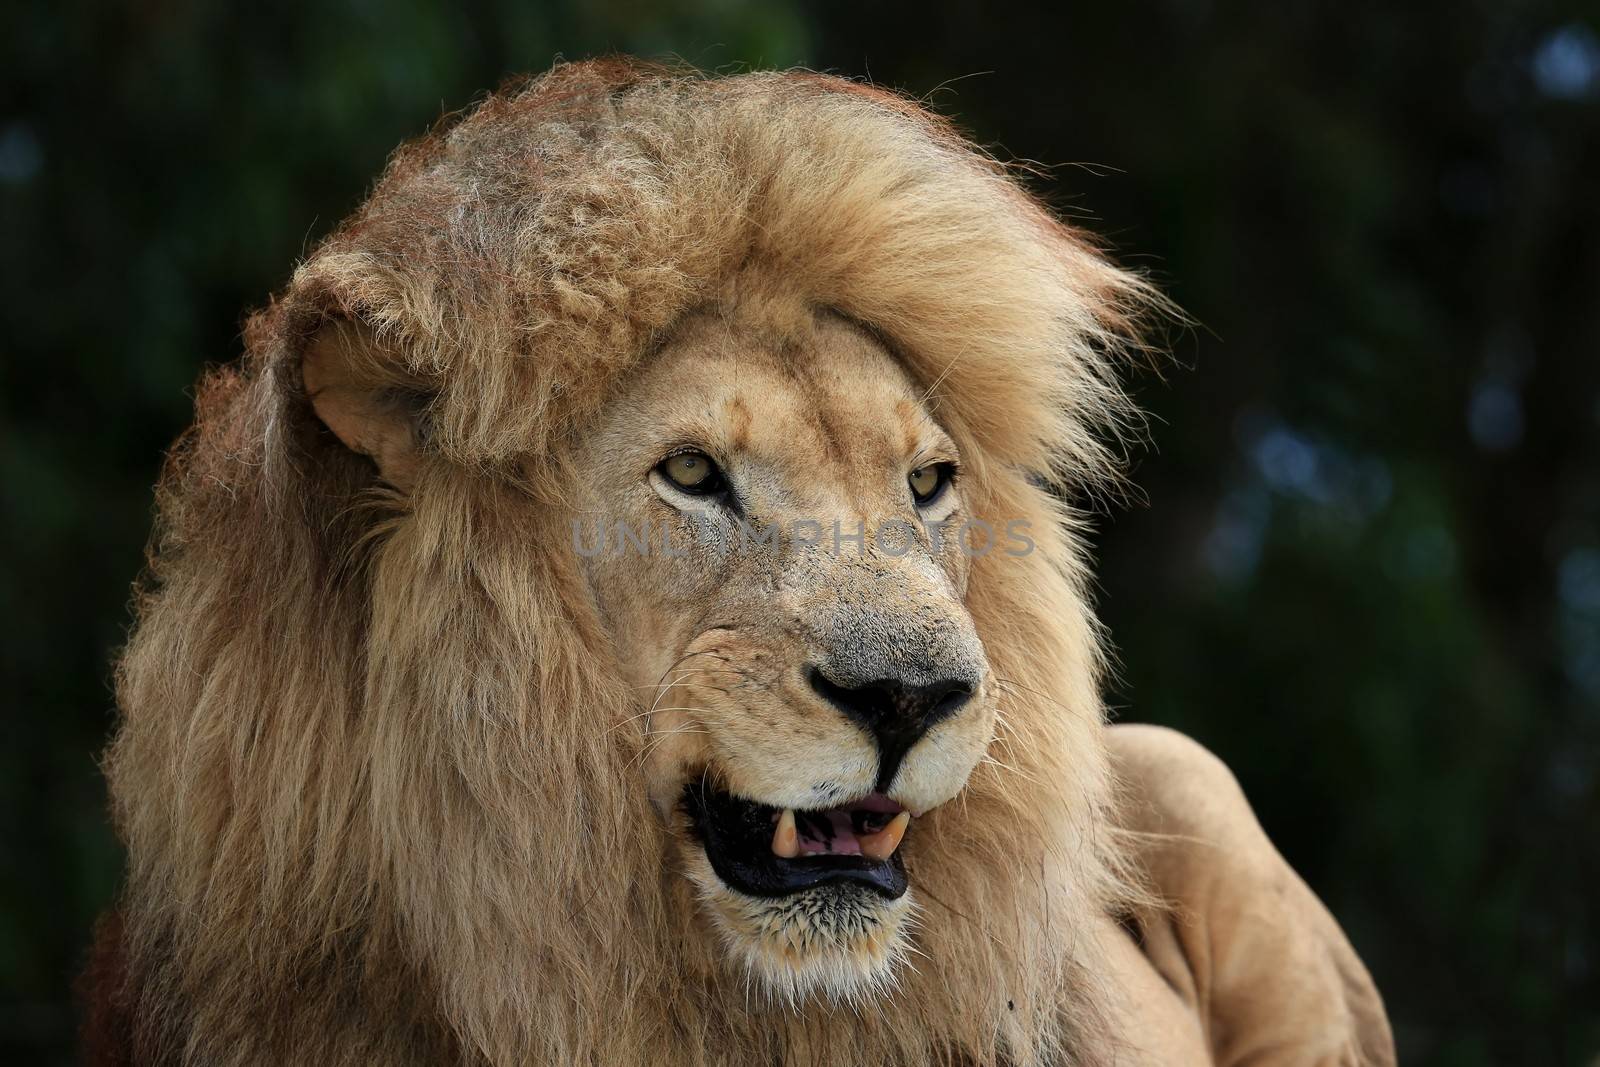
[{"left": 795, "top": 810, "right": 862, "bottom": 856}]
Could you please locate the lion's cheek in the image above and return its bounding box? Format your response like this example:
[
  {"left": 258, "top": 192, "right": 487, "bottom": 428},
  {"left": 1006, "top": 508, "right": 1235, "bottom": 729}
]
[
  {"left": 641, "top": 706, "right": 718, "bottom": 816},
  {"left": 706, "top": 715, "right": 880, "bottom": 812}
]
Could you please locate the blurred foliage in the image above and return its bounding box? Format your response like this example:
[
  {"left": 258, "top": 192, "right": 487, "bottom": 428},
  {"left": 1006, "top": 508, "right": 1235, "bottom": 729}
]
[{"left": 2, "top": 1, "right": 1597, "bottom": 1064}]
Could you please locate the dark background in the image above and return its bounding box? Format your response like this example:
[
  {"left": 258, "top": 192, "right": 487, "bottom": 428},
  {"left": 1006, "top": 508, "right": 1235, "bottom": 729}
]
[{"left": 3, "top": 1, "right": 1597, "bottom": 1063}]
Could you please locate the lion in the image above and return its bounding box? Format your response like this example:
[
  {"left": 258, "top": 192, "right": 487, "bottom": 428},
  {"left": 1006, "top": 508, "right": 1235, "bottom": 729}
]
[{"left": 85, "top": 59, "right": 1395, "bottom": 1066}]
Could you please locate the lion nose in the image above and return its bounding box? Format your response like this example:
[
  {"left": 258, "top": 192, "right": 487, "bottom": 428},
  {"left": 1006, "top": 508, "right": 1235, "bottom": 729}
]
[{"left": 807, "top": 666, "right": 975, "bottom": 791}]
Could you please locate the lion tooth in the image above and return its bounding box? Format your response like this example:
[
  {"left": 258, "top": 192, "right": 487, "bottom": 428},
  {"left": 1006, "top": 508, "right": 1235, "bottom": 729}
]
[
  {"left": 771, "top": 808, "right": 799, "bottom": 859},
  {"left": 859, "top": 810, "right": 910, "bottom": 861}
]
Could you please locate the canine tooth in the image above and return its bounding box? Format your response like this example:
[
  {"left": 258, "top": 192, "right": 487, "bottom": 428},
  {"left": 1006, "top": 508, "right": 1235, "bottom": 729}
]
[
  {"left": 859, "top": 810, "right": 910, "bottom": 861},
  {"left": 771, "top": 808, "right": 799, "bottom": 859}
]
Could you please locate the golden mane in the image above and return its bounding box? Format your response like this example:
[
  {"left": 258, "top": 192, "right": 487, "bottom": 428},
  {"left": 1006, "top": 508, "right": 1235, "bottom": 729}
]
[{"left": 105, "top": 59, "right": 1165, "bottom": 1065}]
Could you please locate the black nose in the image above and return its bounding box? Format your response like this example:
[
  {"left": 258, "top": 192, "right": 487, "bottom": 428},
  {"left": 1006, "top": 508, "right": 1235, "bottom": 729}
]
[{"left": 807, "top": 666, "right": 975, "bottom": 791}]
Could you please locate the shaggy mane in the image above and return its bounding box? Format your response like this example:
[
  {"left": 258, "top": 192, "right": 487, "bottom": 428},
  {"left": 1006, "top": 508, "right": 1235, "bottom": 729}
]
[{"left": 104, "top": 58, "right": 1165, "bottom": 1066}]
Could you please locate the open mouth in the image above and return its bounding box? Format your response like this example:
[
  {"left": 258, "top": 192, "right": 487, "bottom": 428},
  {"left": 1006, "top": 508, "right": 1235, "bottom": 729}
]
[{"left": 683, "top": 782, "right": 911, "bottom": 899}]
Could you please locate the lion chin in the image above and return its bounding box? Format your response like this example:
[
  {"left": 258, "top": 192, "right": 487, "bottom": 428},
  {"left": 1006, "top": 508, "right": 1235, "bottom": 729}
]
[{"left": 685, "top": 847, "right": 918, "bottom": 1005}]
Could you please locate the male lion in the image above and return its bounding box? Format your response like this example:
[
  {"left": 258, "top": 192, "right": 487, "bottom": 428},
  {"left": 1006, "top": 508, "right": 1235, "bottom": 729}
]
[{"left": 86, "top": 60, "right": 1395, "bottom": 1066}]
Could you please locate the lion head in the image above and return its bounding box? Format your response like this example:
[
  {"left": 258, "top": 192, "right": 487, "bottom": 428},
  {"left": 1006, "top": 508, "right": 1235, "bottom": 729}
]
[{"left": 106, "top": 60, "right": 1162, "bottom": 1066}]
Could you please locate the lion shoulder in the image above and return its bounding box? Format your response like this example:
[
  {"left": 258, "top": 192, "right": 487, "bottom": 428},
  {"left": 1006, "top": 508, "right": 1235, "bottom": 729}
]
[
  {"left": 1107, "top": 723, "right": 1258, "bottom": 847},
  {"left": 1105, "top": 723, "right": 1397, "bottom": 1067}
]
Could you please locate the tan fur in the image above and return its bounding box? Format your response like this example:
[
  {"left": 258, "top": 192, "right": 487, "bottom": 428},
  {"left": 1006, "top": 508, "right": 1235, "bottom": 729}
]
[{"left": 106, "top": 59, "right": 1189, "bottom": 1066}]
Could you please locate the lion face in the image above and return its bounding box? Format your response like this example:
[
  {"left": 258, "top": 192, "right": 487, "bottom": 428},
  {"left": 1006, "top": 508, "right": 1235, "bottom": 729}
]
[{"left": 573, "top": 302, "right": 995, "bottom": 1000}]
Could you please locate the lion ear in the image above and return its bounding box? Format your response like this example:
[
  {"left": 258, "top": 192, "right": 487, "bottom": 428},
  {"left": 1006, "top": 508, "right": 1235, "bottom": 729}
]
[{"left": 301, "top": 319, "right": 422, "bottom": 492}]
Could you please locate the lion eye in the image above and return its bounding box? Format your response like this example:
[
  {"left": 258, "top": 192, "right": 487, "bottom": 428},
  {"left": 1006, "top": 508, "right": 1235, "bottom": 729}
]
[
  {"left": 658, "top": 451, "right": 726, "bottom": 495},
  {"left": 908, "top": 463, "right": 953, "bottom": 506}
]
